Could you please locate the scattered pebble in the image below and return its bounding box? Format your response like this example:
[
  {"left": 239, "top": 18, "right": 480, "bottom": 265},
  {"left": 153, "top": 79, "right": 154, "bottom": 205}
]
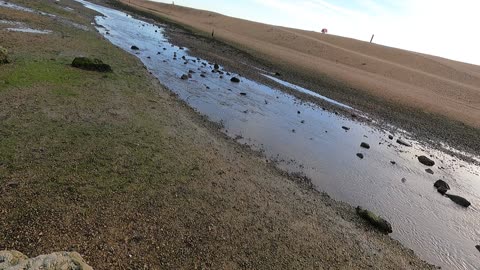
[
  {"left": 360, "top": 142, "right": 370, "bottom": 149},
  {"left": 356, "top": 153, "right": 364, "bottom": 159}
]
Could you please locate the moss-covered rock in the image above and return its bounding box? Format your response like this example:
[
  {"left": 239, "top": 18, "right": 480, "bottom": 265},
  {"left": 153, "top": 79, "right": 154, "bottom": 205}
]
[
  {"left": 72, "top": 57, "right": 112, "bottom": 72},
  {"left": 356, "top": 206, "right": 393, "bottom": 234},
  {"left": 0, "top": 46, "right": 9, "bottom": 64}
]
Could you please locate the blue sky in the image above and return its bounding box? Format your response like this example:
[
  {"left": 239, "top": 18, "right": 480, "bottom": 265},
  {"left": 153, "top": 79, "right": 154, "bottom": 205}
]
[{"left": 152, "top": 0, "right": 480, "bottom": 65}]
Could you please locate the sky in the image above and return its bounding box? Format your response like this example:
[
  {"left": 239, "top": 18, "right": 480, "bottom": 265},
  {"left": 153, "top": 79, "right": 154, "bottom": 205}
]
[{"left": 151, "top": 0, "right": 480, "bottom": 66}]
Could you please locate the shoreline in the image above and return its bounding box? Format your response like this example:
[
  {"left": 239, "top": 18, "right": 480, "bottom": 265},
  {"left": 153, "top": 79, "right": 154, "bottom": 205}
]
[{"left": 113, "top": 0, "right": 480, "bottom": 160}]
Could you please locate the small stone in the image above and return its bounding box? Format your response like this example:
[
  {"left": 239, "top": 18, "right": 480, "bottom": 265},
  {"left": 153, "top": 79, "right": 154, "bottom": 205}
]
[
  {"left": 180, "top": 74, "right": 188, "bottom": 80},
  {"left": 425, "top": 168, "right": 434, "bottom": 174},
  {"left": 390, "top": 161, "right": 396, "bottom": 165},
  {"left": 275, "top": 72, "right": 281, "bottom": 76},
  {"left": 356, "top": 206, "right": 392, "bottom": 234},
  {"left": 230, "top": 77, "right": 240, "bottom": 83},
  {"left": 360, "top": 142, "right": 370, "bottom": 149},
  {"left": 418, "top": 155, "right": 435, "bottom": 166},
  {"left": 401, "top": 178, "right": 407, "bottom": 183},
  {"left": 476, "top": 245, "right": 480, "bottom": 253},
  {"left": 342, "top": 126, "right": 350, "bottom": 131},
  {"left": 388, "top": 135, "right": 394, "bottom": 140},
  {"left": 131, "top": 45, "right": 139, "bottom": 50},
  {"left": 445, "top": 194, "right": 471, "bottom": 208},
  {"left": 214, "top": 63, "right": 219, "bottom": 70},
  {"left": 239, "top": 92, "right": 247, "bottom": 96},
  {"left": 396, "top": 139, "right": 411, "bottom": 147},
  {"left": 356, "top": 153, "right": 364, "bottom": 159},
  {"left": 434, "top": 180, "right": 450, "bottom": 192}
]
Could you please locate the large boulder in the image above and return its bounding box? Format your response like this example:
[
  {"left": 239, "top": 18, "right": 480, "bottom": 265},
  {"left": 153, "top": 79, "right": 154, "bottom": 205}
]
[
  {"left": 0, "top": 46, "right": 9, "bottom": 64},
  {"left": 356, "top": 206, "right": 392, "bottom": 234},
  {"left": 72, "top": 57, "right": 112, "bottom": 72},
  {"left": 0, "top": 250, "right": 92, "bottom": 270},
  {"left": 445, "top": 194, "right": 471, "bottom": 208},
  {"left": 418, "top": 155, "right": 435, "bottom": 166}
]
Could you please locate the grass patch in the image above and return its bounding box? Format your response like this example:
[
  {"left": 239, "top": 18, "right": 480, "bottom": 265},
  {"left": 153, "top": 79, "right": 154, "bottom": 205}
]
[{"left": 0, "top": 59, "right": 82, "bottom": 91}]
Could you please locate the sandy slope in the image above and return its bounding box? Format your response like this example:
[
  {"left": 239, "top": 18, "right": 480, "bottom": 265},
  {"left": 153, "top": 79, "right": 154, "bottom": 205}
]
[{"left": 120, "top": 0, "right": 480, "bottom": 128}]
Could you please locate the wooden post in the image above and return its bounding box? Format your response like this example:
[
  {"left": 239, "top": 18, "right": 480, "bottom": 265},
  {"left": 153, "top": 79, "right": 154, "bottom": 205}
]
[{"left": 370, "top": 34, "right": 375, "bottom": 43}]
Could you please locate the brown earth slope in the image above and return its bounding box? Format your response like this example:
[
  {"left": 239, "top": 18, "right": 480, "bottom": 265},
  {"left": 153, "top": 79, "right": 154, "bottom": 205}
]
[{"left": 120, "top": 0, "right": 480, "bottom": 129}]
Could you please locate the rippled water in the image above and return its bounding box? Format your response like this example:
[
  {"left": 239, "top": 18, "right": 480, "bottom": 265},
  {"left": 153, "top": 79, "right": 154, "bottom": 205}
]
[{"left": 75, "top": 1, "right": 480, "bottom": 268}]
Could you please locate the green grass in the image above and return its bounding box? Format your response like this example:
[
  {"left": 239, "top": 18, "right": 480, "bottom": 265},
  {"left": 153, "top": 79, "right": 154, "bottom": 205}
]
[{"left": 0, "top": 59, "right": 82, "bottom": 91}]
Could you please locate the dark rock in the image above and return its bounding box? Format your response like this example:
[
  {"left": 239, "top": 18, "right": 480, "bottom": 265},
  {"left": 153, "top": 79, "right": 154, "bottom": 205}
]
[
  {"left": 445, "top": 194, "right": 471, "bottom": 207},
  {"left": 230, "top": 77, "right": 240, "bottom": 83},
  {"left": 437, "top": 187, "right": 448, "bottom": 195},
  {"left": 356, "top": 153, "right": 364, "bottom": 159},
  {"left": 356, "top": 206, "right": 392, "bottom": 234},
  {"left": 388, "top": 135, "right": 394, "bottom": 140},
  {"left": 425, "top": 168, "right": 434, "bottom": 174},
  {"left": 297, "top": 111, "right": 301, "bottom": 114},
  {"left": 214, "top": 63, "right": 219, "bottom": 70},
  {"left": 476, "top": 245, "right": 480, "bottom": 252},
  {"left": 131, "top": 45, "right": 139, "bottom": 50},
  {"left": 418, "top": 155, "right": 435, "bottom": 166},
  {"left": 342, "top": 126, "right": 350, "bottom": 131},
  {"left": 275, "top": 72, "right": 281, "bottom": 76},
  {"left": 239, "top": 92, "right": 247, "bottom": 96},
  {"left": 180, "top": 74, "right": 188, "bottom": 80},
  {"left": 360, "top": 142, "right": 370, "bottom": 149},
  {"left": 300, "top": 120, "right": 305, "bottom": 124},
  {"left": 396, "top": 139, "right": 411, "bottom": 147},
  {"left": 434, "top": 180, "right": 450, "bottom": 191},
  {"left": 188, "top": 70, "right": 195, "bottom": 73},
  {"left": 401, "top": 178, "right": 407, "bottom": 183},
  {"left": 200, "top": 74, "right": 206, "bottom": 78},
  {"left": 71, "top": 57, "right": 112, "bottom": 72},
  {"left": 390, "top": 161, "right": 396, "bottom": 165},
  {"left": 6, "top": 181, "right": 19, "bottom": 188}
]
